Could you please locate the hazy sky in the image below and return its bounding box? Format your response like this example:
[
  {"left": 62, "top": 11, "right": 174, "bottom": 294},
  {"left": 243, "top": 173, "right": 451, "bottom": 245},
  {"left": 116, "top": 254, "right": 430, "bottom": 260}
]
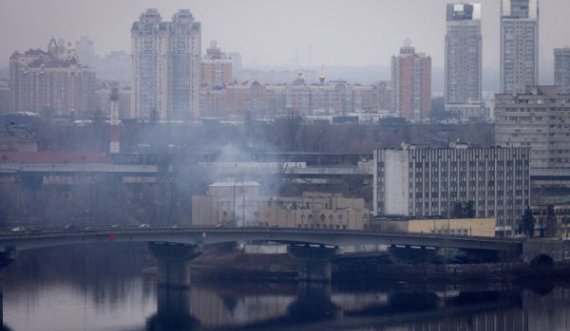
[{"left": 1, "top": 0, "right": 569, "bottom": 71}]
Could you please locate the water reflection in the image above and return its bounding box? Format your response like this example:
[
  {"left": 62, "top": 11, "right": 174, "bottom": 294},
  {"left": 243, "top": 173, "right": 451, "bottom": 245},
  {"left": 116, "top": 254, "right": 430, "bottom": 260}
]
[
  {"left": 1, "top": 245, "right": 570, "bottom": 330},
  {"left": 146, "top": 286, "right": 199, "bottom": 331}
]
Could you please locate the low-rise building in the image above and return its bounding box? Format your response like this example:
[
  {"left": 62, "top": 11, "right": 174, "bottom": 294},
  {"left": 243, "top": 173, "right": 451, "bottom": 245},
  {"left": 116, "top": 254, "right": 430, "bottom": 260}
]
[
  {"left": 258, "top": 192, "right": 369, "bottom": 230},
  {"left": 532, "top": 204, "right": 570, "bottom": 238},
  {"left": 370, "top": 216, "right": 496, "bottom": 237},
  {"left": 192, "top": 182, "right": 369, "bottom": 230}
]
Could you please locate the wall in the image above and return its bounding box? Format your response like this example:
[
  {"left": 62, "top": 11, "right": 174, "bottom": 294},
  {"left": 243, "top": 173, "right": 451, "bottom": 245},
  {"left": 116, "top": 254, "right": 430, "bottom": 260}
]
[
  {"left": 373, "top": 217, "right": 496, "bottom": 237},
  {"left": 191, "top": 192, "right": 369, "bottom": 230},
  {"left": 383, "top": 150, "right": 409, "bottom": 215}
]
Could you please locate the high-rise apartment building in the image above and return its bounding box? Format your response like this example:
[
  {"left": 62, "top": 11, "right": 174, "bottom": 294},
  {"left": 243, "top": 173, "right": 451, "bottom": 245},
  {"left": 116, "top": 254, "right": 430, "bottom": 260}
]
[
  {"left": 445, "top": 3, "right": 485, "bottom": 120},
  {"left": 554, "top": 48, "right": 570, "bottom": 92},
  {"left": 74, "top": 36, "right": 97, "bottom": 69},
  {"left": 131, "top": 9, "right": 201, "bottom": 121},
  {"left": 9, "top": 38, "right": 96, "bottom": 117},
  {"left": 495, "top": 86, "right": 570, "bottom": 170},
  {"left": 201, "top": 40, "right": 233, "bottom": 88},
  {"left": 391, "top": 40, "right": 431, "bottom": 122},
  {"left": 500, "top": 0, "right": 539, "bottom": 93},
  {"left": 373, "top": 144, "right": 530, "bottom": 235},
  {"left": 0, "top": 81, "right": 10, "bottom": 113}
]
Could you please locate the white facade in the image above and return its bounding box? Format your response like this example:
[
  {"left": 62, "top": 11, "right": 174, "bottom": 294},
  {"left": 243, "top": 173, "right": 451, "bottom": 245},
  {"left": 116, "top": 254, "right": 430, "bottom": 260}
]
[{"left": 373, "top": 144, "right": 530, "bottom": 235}]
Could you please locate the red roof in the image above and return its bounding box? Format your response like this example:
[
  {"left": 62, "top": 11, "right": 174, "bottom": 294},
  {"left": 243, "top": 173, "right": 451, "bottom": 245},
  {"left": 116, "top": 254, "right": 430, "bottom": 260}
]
[{"left": 0, "top": 151, "right": 109, "bottom": 164}]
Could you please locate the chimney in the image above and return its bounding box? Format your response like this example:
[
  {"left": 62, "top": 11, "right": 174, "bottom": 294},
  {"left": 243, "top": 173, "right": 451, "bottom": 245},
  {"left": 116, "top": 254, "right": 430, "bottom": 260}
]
[{"left": 109, "top": 87, "right": 120, "bottom": 154}]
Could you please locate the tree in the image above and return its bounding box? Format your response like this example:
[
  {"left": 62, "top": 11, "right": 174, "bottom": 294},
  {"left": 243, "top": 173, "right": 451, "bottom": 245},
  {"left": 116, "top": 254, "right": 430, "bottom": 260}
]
[
  {"left": 464, "top": 201, "right": 475, "bottom": 218},
  {"left": 450, "top": 201, "right": 475, "bottom": 218},
  {"left": 519, "top": 207, "right": 536, "bottom": 238},
  {"left": 544, "top": 205, "right": 558, "bottom": 238},
  {"left": 451, "top": 202, "right": 464, "bottom": 218}
]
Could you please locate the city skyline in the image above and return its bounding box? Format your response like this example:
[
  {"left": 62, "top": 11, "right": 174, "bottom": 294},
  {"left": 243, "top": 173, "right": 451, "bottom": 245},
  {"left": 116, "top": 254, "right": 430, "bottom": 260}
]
[{"left": 1, "top": 0, "right": 569, "bottom": 78}]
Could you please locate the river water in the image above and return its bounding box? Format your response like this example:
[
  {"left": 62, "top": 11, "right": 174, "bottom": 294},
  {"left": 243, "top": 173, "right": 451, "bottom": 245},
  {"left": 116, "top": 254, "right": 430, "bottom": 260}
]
[{"left": 2, "top": 243, "right": 570, "bottom": 331}]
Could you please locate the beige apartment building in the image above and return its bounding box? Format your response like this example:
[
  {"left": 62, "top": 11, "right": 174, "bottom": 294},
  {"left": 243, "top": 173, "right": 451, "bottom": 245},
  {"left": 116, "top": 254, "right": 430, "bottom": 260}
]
[{"left": 9, "top": 38, "right": 96, "bottom": 117}]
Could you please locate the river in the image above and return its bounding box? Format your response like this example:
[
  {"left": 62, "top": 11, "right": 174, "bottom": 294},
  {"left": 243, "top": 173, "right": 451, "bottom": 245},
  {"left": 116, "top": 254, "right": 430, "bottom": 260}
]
[{"left": 2, "top": 243, "right": 570, "bottom": 331}]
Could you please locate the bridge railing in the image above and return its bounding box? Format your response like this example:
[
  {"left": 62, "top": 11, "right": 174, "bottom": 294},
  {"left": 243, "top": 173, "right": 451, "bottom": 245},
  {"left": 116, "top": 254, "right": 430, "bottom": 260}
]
[{"left": 0, "top": 225, "right": 522, "bottom": 243}]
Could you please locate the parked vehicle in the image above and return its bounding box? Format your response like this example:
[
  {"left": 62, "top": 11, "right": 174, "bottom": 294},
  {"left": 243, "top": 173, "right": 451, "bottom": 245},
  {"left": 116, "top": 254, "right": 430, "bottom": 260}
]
[{"left": 64, "top": 224, "right": 79, "bottom": 231}]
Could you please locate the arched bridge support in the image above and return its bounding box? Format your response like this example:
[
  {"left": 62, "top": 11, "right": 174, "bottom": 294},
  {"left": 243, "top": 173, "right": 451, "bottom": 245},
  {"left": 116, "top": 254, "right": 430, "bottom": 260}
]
[
  {"left": 522, "top": 239, "right": 570, "bottom": 264},
  {"left": 287, "top": 244, "right": 338, "bottom": 283},
  {"left": 148, "top": 242, "right": 202, "bottom": 288}
]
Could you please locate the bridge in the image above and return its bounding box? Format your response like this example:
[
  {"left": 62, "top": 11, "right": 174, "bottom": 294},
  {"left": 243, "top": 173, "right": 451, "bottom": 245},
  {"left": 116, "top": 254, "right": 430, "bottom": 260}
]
[
  {"left": 0, "top": 226, "right": 521, "bottom": 252},
  {"left": 0, "top": 226, "right": 546, "bottom": 284},
  {"left": 2, "top": 226, "right": 568, "bottom": 285}
]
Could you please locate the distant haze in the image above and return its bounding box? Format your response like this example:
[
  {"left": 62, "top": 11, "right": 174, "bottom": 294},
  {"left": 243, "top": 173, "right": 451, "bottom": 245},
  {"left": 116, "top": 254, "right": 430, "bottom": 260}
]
[{"left": 1, "top": 0, "right": 569, "bottom": 84}]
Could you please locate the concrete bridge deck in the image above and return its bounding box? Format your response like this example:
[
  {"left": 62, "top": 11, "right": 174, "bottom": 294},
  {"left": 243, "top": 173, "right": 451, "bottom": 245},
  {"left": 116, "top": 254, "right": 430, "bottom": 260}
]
[{"left": 0, "top": 226, "right": 521, "bottom": 253}]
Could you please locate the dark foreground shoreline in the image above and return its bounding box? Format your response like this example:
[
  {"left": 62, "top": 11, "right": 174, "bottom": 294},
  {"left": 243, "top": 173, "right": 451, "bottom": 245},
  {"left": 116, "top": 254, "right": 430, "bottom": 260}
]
[{"left": 189, "top": 251, "right": 570, "bottom": 284}]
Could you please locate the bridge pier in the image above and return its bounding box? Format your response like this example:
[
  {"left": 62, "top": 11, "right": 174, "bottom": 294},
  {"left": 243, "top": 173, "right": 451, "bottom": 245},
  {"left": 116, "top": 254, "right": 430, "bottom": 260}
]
[
  {"left": 148, "top": 243, "right": 201, "bottom": 288},
  {"left": 287, "top": 244, "right": 338, "bottom": 283}
]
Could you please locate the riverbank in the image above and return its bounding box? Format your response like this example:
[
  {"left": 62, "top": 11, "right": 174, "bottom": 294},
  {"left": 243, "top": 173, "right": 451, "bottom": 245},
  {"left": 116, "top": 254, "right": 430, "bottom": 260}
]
[{"left": 189, "top": 250, "right": 570, "bottom": 283}]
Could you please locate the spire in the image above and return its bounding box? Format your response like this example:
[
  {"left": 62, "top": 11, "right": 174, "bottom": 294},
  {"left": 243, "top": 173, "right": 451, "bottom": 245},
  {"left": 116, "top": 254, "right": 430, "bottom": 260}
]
[{"left": 47, "top": 37, "right": 59, "bottom": 55}]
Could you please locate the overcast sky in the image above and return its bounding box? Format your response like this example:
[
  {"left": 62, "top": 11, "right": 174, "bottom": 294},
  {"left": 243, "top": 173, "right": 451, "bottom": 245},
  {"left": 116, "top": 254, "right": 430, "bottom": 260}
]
[{"left": 1, "top": 0, "right": 569, "bottom": 71}]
